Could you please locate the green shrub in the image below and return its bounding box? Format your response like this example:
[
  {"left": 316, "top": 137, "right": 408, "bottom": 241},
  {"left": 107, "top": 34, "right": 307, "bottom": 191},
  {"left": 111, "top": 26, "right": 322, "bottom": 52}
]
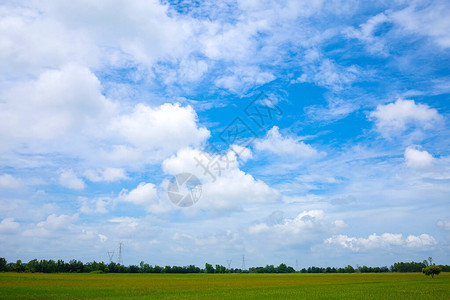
[{"left": 422, "top": 266, "right": 441, "bottom": 278}]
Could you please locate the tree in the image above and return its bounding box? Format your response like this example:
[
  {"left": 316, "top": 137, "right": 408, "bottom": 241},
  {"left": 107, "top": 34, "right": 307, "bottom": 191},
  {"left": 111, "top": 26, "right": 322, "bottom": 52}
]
[
  {"left": 422, "top": 265, "right": 441, "bottom": 278},
  {"left": 0, "top": 258, "right": 7, "bottom": 271},
  {"left": 14, "top": 260, "right": 25, "bottom": 272},
  {"left": 205, "top": 263, "right": 215, "bottom": 273},
  {"left": 344, "top": 265, "right": 355, "bottom": 273},
  {"left": 276, "top": 264, "right": 288, "bottom": 273},
  {"left": 215, "top": 265, "right": 226, "bottom": 273}
]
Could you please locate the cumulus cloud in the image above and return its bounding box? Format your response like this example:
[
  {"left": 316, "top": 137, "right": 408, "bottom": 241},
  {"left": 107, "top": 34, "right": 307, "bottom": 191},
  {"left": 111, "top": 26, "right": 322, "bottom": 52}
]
[
  {"left": 112, "top": 103, "right": 209, "bottom": 154},
  {"left": 325, "top": 233, "right": 437, "bottom": 251},
  {"left": 437, "top": 220, "right": 450, "bottom": 231},
  {"left": 162, "top": 147, "right": 280, "bottom": 212},
  {"left": 369, "top": 99, "right": 442, "bottom": 138},
  {"left": 40, "top": 0, "right": 194, "bottom": 67},
  {"left": 230, "top": 145, "right": 253, "bottom": 162},
  {"left": 0, "top": 0, "right": 449, "bottom": 266},
  {"left": 117, "top": 182, "right": 170, "bottom": 213},
  {"left": 0, "top": 218, "right": 20, "bottom": 234},
  {"left": 0, "top": 64, "right": 115, "bottom": 151},
  {"left": 245, "top": 210, "right": 347, "bottom": 252},
  {"left": 0, "top": 5, "right": 96, "bottom": 80},
  {"left": 199, "top": 169, "right": 280, "bottom": 211},
  {"left": 404, "top": 146, "right": 435, "bottom": 169},
  {"left": 0, "top": 174, "right": 21, "bottom": 189},
  {"left": 0, "top": 63, "right": 210, "bottom": 168},
  {"left": 59, "top": 170, "right": 85, "bottom": 190},
  {"left": 249, "top": 210, "right": 346, "bottom": 237},
  {"left": 22, "top": 214, "right": 78, "bottom": 237},
  {"left": 119, "top": 182, "right": 158, "bottom": 206},
  {"left": 162, "top": 147, "right": 238, "bottom": 181},
  {"left": 254, "top": 126, "right": 321, "bottom": 159}
]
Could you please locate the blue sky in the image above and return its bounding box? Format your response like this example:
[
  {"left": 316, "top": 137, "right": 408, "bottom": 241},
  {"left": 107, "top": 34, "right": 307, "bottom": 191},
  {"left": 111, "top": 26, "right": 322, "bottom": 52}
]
[{"left": 0, "top": 0, "right": 449, "bottom": 268}]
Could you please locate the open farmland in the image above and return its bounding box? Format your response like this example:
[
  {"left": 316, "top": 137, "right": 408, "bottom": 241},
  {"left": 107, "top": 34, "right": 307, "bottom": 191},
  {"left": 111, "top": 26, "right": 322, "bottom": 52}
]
[{"left": 0, "top": 272, "right": 449, "bottom": 299}]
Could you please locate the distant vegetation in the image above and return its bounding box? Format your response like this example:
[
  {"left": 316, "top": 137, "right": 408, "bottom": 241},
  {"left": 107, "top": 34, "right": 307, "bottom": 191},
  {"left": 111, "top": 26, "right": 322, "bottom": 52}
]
[{"left": 0, "top": 257, "right": 448, "bottom": 274}]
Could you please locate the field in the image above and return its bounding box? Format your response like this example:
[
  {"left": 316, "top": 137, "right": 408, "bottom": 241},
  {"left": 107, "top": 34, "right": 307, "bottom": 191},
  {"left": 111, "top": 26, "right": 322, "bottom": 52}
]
[{"left": 0, "top": 272, "right": 449, "bottom": 299}]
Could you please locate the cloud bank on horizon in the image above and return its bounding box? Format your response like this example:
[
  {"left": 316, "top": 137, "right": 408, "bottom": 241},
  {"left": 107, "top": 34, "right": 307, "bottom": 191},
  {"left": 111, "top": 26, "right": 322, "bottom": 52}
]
[{"left": 0, "top": 0, "right": 449, "bottom": 267}]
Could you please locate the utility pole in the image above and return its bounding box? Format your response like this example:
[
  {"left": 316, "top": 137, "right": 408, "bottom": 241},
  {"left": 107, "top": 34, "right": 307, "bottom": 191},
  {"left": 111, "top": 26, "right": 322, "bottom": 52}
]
[
  {"left": 118, "top": 242, "right": 123, "bottom": 265},
  {"left": 107, "top": 251, "right": 115, "bottom": 264},
  {"left": 226, "top": 260, "right": 232, "bottom": 269}
]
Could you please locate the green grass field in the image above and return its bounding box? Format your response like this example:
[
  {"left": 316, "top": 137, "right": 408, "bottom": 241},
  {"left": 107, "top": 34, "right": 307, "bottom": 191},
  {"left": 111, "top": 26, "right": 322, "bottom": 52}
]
[{"left": 0, "top": 272, "right": 449, "bottom": 299}]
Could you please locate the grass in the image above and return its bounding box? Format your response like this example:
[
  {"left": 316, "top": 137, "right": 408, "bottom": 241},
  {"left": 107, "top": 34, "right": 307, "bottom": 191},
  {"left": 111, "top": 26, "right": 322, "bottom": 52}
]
[{"left": 0, "top": 272, "right": 449, "bottom": 299}]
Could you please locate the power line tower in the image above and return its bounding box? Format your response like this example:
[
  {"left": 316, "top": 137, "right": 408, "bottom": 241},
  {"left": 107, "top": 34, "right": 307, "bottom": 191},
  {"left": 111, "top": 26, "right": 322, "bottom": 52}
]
[
  {"left": 296, "top": 259, "right": 299, "bottom": 271},
  {"left": 241, "top": 255, "right": 246, "bottom": 270},
  {"left": 226, "top": 260, "right": 232, "bottom": 269},
  {"left": 107, "top": 250, "right": 115, "bottom": 264},
  {"left": 117, "top": 242, "right": 123, "bottom": 265}
]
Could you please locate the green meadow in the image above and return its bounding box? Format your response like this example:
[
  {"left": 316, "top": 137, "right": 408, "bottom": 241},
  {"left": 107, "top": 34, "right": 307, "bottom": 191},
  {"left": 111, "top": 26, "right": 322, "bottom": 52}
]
[{"left": 0, "top": 272, "right": 449, "bottom": 299}]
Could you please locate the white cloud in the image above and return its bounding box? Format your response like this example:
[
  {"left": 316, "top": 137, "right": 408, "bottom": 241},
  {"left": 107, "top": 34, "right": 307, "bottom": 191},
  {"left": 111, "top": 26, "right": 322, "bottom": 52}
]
[
  {"left": 98, "top": 233, "right": 108, "bottom": 242},
  {"left": 404, "top": 146, "right": 435, "bottom": 169},
  {"left": 215, "top": 66, "right": 275, "bottom": 92},
  {"left": 107, "top": 216, "right": 141, "bottom": 236},
  {"left": 84, "top": 168, "right": 128, "bottom": 182},
  {"left": 158, "top": 58, "right": 209, "bottom": 86},
  {"left": 111, "top": 103, "right": 209, "bottom": 154},
  {"left": 391, "top": 1, "right": 450, "bottom": 49},
  {"left": 437, "top": 220, "right": 450, "bottom": 231},
  {"left": 118, "top": 182, "right": 169, "bottom": 213},
  {"left": 0, "top": 5, "right": 97, "bottom": 80},
  {"left": 254, "top": 126, "right": 320, "bottom": 159},
  {"left": 230, "top": 145, "right": 253, "bottom": 162},
  {"left": 0, "top": 218, "right": 20, "bottom": 234},
  {"left": 248, "top": 222, "right": 270, "bottom": 234},
  {"left": 0, "top": 0, "right": 448, "bottom": 267},
  {"left": 162, "top": 147, "right": 238, "bottom": 181},
  {"left": 162, "top": 147, "right": 280, "bottom": 212},
  {"left": 108, "top": 217, "right": 139, "bottom": 228},
  {"left": 249, "top": 210, "right": 345, "bottom": 235},
  {"left": 404, "top": 234, "right": 437, "bottom": 248},
  {"left": 369, "top": 99, "right": 443, "bottom": 138},
  {"left": 23, "top": 214, "right": 78, "bottom": 237},
  {"left": 294, "top": 51, "right": 360, "bottom": 91},
  {"left": 304, "top": 97, "right": 358, "bottom": 122},
  {"left": 40, "top": 0, "right": 194, "bottom": 66},
  {"left": 118, "top": 182, "right": 157, "bottom": 206},
  {"left": 59, "top": 170, "right": 85, "bottom": 190},
  {"left": 344, "top": 13, "right": 389, "bottom": 55},
  {"left": 199, "top": 169, "right": 280, "bottom": 211},
  {"left": 0, "top": 174, "right": 21, "bottom": 189},
  {"left": 0, "top": 64, "right": 116, "bottom": 152},
  {"left": 0, "top": 63, "right": 210, "bottom": 169},
  {"left": 79, "top": 196, "right": 111, "bottom": 214},
  {"left": 325, "top": 233, "right": 437, "bottom": 251}
]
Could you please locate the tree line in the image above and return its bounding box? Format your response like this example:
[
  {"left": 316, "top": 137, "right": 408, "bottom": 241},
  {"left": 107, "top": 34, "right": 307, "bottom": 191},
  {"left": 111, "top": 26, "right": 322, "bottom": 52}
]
[{"left": 0, "top": 257, "right": 448, "bottom": 274}]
